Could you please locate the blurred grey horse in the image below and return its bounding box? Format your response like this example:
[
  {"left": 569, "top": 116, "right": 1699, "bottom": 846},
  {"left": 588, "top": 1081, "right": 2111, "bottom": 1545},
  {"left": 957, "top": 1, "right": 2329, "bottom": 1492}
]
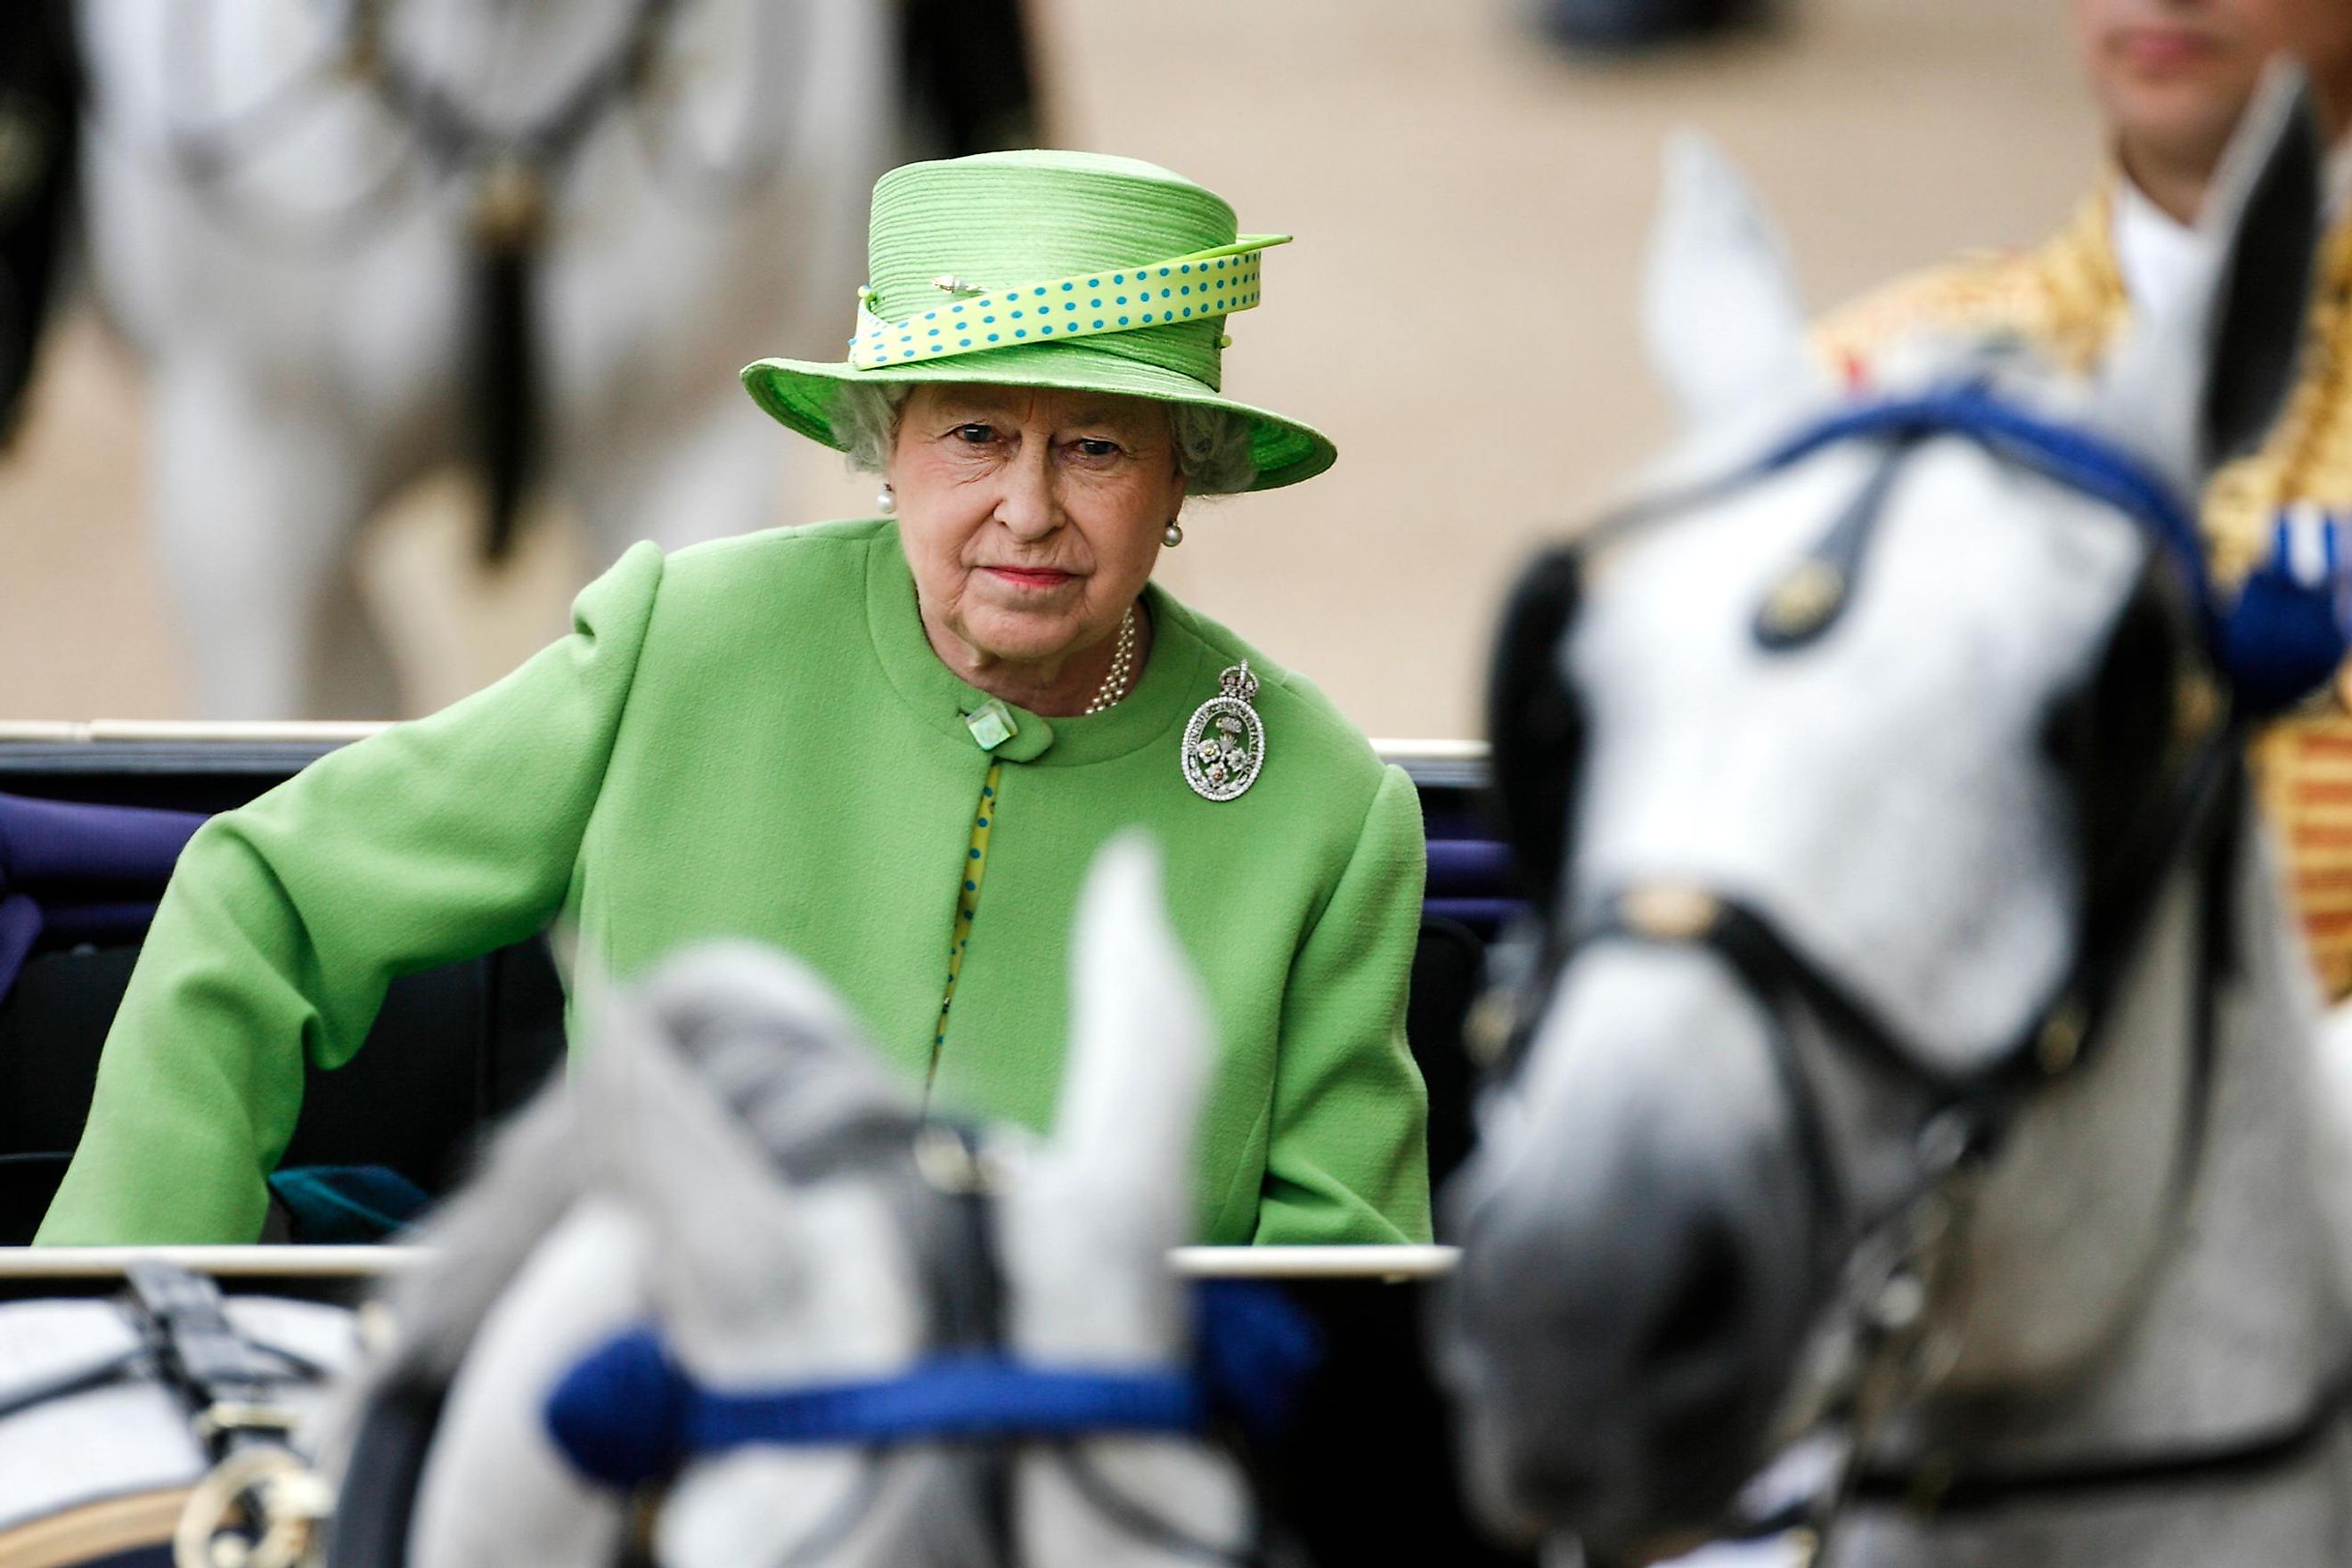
[
  {"left": 75, "top": 0, "right": 891, "bottom": 717},
  {"left": 1439, "top": 74, "right": 2352, "bottom": 1568},
  {"left": 323, "top": 838, "right": 1271, "bottom": 1568}
]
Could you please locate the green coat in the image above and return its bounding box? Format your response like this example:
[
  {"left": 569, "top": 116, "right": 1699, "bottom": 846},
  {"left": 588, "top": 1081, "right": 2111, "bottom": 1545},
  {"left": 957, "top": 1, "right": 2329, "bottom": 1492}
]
[{"left": 37, "top": 520, "right": 1432, "bottom": 1246}]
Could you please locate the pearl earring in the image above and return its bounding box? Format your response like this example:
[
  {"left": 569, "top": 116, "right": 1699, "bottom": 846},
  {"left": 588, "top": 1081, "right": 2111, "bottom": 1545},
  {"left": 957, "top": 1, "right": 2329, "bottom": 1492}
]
[
  {"left": 878, "top": 482, "right": 896, "bottom": 515},
  {"left": 1163, "top": 520, "right": 1183, "bottom": 548}
]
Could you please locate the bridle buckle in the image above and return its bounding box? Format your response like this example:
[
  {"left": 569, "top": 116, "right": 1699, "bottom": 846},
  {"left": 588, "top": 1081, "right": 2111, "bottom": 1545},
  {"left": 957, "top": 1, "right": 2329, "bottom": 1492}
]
[{"left": 1617, "top": 884, "right": 1723, "bottom": 943}]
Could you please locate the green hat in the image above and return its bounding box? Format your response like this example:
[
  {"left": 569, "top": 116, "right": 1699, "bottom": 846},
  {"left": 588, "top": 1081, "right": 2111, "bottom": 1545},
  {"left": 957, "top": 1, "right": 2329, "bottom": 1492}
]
[{"left": 740, "top": 150, "right": 1336, "bottom": 492}]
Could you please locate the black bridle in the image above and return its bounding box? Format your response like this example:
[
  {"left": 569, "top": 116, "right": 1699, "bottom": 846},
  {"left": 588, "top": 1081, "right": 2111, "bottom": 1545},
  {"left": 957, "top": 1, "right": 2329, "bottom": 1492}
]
[
  {"left": 1482, "top": 384, "right": 2352, "bottom": 1544},
  {"left": 332, "top": 1114, "right": 1304, "bottom": 1568}
]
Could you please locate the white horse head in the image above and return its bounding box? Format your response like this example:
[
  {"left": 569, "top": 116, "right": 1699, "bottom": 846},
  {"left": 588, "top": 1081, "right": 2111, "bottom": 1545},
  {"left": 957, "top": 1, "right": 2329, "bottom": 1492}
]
[
  {"left": 334, "top": 837, "right": 1256, "bottom": 1568},
  {"left": 1440, "top": 70, "right": 2352, "bottom": 1566}
]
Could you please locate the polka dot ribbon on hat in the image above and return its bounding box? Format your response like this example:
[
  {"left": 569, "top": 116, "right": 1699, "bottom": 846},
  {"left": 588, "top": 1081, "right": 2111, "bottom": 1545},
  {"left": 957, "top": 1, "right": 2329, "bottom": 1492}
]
[{"left": 848, "top": 235, "right": 1289, "bottom": 370}]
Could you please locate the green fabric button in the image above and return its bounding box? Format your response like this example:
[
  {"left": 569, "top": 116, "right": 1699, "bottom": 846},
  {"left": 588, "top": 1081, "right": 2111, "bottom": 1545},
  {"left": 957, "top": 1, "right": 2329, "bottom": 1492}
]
[{"left": 965, "top": 698, "right": 1018, "bottom": 751}]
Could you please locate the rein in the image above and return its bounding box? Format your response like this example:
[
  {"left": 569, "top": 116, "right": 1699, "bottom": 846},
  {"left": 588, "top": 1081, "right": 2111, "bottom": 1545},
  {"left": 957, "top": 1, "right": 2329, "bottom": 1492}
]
[{"left": 1501, "top": 383, "right": 2352, "bottom": 1551}]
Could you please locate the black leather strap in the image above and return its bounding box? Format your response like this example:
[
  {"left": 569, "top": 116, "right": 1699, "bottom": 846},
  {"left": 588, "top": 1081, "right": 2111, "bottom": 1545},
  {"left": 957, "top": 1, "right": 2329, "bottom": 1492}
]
[
  {"left": 127, "top": 1259, "right": 301, "bottom": 1458},
  {"left": 1852, "top": 1368, "right": 2352, "bottom": 1515}
]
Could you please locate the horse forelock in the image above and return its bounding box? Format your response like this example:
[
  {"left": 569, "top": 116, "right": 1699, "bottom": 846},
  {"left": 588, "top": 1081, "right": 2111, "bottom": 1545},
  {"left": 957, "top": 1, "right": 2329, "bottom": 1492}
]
[{"left": 629, "top": 944, "right": 916, "bottom": 1173}]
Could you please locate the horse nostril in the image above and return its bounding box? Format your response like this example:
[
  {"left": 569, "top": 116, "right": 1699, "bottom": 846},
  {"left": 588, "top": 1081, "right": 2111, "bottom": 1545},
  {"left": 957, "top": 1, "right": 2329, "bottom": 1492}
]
[{"left": 1638, "top": 1217, "right": 1745, "bottom": 1370}]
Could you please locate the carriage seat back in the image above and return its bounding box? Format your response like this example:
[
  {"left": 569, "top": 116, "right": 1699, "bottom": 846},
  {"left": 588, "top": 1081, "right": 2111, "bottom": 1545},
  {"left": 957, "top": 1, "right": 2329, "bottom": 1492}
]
[{"left": 0, "top": 759, "right": 1523, "bottom": 1242}]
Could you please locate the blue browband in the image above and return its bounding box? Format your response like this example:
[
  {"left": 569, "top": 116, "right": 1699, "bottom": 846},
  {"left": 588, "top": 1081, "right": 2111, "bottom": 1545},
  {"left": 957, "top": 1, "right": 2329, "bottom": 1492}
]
[
  {"left": 544, "top": 1280, "right": 1320, "bottom": 1489},
  {"left": 1761, "top": 387, "right": 2214, "bottom": 625},
  {"left": 547, "top": 1330, "right": 1204, "bottom": 1488},
  {"left": 1752, "top": 385, "right": 2345, "bottom": 716}
]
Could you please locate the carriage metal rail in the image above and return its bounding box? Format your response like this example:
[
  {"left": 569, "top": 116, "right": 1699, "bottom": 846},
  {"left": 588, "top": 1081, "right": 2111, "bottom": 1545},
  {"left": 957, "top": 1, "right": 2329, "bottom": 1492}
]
[
  {"left": 0, "top": 724, "right": 1492, "bottom": 785},
  {"left": 0, "top": 1244, "right": 1460, "bottom": 1282}
]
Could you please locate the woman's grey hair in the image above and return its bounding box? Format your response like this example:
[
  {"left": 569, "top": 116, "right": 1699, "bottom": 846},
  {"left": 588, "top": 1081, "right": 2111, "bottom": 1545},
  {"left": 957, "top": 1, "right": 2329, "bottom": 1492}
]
[{"left": 830, "top": 382, "right": 1257, "bottom": 495}]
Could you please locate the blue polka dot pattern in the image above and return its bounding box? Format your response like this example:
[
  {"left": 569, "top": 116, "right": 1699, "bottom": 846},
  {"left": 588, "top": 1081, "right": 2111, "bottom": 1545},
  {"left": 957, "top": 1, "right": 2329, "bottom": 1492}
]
[{"left": 846, "top": 241, "right": 1281, "bottom": 369}]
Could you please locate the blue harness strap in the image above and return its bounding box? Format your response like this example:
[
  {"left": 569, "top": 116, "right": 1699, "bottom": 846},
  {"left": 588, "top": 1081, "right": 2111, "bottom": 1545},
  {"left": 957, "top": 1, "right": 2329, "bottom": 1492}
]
[
  {"left": 1762, "top": 388, "right": 2214, "bottom": 624},
  {"left": 691, "top": 1360, "right": 1204, "bottom": 1447},
  {"left": 545, "top": 1280, "right": 1320, "bottom": 1490},
  {"left": 1758, "top": 386, "right": 2348, "bottom": 716}
]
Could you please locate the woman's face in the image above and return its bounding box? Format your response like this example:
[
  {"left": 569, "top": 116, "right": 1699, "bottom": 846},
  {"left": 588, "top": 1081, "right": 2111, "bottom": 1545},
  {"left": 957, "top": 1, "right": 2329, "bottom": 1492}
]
[{"left": 888, "top": 383, "right": 1187, "bottom": 674}]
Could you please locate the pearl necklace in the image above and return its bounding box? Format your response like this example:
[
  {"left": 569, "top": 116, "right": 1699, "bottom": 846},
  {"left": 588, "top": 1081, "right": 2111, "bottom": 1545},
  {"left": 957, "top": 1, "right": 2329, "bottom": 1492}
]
[{"left": 1083, "top": 607, "right": 1140, "bottom": 715}]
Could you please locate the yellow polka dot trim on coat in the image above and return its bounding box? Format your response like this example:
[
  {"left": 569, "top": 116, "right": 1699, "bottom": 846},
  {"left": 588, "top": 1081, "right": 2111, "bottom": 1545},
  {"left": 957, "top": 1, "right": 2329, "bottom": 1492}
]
[{"left": 927, "top": 762, "right": 1001, "bottom": 1097}]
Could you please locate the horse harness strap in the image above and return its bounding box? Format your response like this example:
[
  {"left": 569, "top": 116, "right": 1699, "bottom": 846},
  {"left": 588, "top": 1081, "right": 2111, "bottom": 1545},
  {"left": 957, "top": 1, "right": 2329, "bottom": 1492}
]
[
  {"left": 1847, "top": 1362, "right": 2352, "bottom": 1515},
  {"left": 127, "top": 1262, "right": 337, "bottom": 1568},
  {"left": 0, "top": 1261, "right": 318, "bottom": 1442},
  {"left": 124, "top": 1260, "right": 309, "bottom": 1456}
]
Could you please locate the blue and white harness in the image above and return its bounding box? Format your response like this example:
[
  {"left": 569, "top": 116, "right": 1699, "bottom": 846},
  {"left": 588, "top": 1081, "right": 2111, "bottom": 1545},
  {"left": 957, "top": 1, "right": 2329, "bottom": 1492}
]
[{"left": 532, "top": 1115, "right": 1320, "bottom": 1568}]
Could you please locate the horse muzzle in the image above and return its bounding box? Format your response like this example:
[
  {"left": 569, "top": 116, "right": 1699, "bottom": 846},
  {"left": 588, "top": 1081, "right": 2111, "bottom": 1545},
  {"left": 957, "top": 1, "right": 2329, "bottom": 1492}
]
[{"left": 1433, "top": 951, "right": 1831, "bottom": 1556}]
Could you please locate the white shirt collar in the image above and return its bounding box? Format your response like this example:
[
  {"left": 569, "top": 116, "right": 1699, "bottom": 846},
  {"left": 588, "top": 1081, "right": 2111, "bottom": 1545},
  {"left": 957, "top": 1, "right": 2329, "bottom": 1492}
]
[
  {"left": 2110, "top": 176, "right": 2209, "bottom": 321},
  {"left": 2111, "top": 141, "right": 2352, "bottom": 317}
]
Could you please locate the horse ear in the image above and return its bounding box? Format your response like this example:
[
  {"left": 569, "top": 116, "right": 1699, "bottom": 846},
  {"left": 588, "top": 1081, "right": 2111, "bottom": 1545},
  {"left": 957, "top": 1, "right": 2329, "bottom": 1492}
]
[
  {"left": 1642, "top": 131, "right": 1810, "bottom": 429},
  {"left": 1041, "top": 836, "right": 1214, "bottom": 1223},
  {"left": 2101, "top": 64, "right": 2324, "bottom": 489},
  {"left": 998, "top": 837, "right": 1212, "bottom": 1360}
]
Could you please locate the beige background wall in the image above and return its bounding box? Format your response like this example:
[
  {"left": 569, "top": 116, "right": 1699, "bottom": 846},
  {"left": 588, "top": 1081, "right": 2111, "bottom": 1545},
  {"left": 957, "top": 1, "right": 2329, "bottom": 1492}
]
[{"left": 0, "top": 0, "right": 2098, "bottom": 737}]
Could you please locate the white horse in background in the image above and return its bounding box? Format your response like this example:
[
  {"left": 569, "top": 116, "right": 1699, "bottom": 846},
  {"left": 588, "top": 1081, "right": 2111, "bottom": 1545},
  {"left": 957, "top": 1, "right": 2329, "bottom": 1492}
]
[
  {"left": 323, "top": 838, "right": 1272, "bottom": 1568},
  {"left": 1439, "top": 76, "right": 2352, "bottom": 1568},
  {"left": 74, "top": 0, "right": 894, "bottom": 718}
]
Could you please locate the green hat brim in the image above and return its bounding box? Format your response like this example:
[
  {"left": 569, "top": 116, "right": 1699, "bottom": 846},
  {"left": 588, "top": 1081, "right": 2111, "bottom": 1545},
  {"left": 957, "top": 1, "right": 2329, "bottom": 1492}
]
[{"left": 741, "top": 339, "right": 1337, "bottom": 493}]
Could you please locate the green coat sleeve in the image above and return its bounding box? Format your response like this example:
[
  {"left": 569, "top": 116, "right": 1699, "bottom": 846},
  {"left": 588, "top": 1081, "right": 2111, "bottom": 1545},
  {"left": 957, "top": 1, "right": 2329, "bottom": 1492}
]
[
  {"left": 35, "top": 544, "right": 666, "bottom": 1245},
  {"left": 1252, "top": 764, "right": 1433, "bottom": 1245}
]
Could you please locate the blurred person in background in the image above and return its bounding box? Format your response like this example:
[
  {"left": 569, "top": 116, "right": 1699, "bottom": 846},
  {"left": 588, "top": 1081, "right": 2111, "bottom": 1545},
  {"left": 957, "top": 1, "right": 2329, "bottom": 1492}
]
[
  {"left": 36, "top": 150, "right": 1432, "bottom": 1252},
  {"left": 1817, "top": 0, "right": 2352, "bottom": 999},
  {"left": 1535, "top": 0, "right": 1774, "bottom": 53}
]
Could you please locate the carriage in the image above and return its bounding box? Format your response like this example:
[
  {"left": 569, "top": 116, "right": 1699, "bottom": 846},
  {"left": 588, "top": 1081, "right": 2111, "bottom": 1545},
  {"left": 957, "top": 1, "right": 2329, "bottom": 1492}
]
[{"left": 0, "top": 724, "right": 1528, "bottom": 1568}]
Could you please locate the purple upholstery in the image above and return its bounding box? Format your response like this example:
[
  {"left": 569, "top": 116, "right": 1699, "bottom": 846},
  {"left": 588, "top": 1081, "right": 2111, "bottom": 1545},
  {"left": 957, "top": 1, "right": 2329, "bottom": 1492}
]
[
  {"left": 0, "top": 791, "right": 1528, "bottom": 998},
  {"left": 0, "top": 793, "right": 206, "bottom": 886},
  {"left": 0, "top": 894, "right": 38, "bottom": 1009},
  {"left": 1424, "top": 897, "right": 1523, "bottom": 931},
  {"left": 0, "top": 794, "right": 206, "bottom": 1003},
  {"left": 1425, "top": 839, "right": 1515, "bottom": 897}
]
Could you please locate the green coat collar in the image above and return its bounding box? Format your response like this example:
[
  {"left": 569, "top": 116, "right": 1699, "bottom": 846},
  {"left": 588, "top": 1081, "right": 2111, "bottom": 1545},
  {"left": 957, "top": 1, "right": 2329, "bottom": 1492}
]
[{"left": 862, "top": 522, "right": 1214, "bottom": 767}]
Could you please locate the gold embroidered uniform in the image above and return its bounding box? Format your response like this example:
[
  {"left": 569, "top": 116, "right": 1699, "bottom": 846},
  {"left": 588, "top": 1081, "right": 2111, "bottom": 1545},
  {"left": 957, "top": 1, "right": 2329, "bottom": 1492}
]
[{"left": 1818, "top": 189, "right": 2352, "bottom": 999}]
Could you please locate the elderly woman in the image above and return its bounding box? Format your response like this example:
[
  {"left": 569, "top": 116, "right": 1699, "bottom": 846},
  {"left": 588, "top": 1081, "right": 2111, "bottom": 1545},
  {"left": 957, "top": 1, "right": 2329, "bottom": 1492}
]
[{"left": 37, "top": 151, "right": 1429, "bottom": 1246}]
